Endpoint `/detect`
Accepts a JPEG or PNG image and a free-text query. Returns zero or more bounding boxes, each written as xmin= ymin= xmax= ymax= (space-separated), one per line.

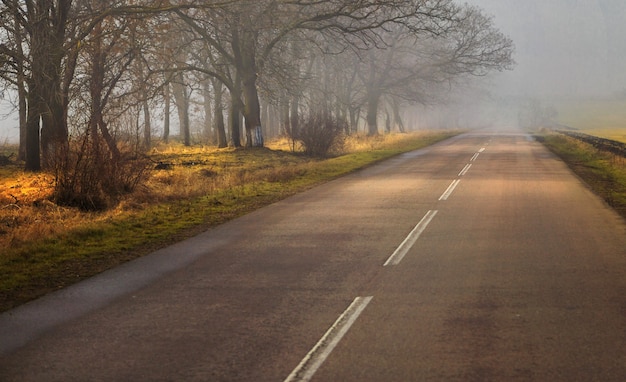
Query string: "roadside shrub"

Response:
xmin=292 ymin=112 xmax=346 ymax=157
xmin=52 ymin=135 xmax=151 ymax=211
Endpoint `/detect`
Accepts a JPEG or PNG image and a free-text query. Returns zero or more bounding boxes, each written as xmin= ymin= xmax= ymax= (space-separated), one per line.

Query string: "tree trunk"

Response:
xmin=24 ymin=80 xmax=42 ymax=172
xmin=290 ymin=96 xmax=300 ymax=137
xmin=38 ymin=4 xmax=70 ymax=169
xmin=366 ymin=91 xmax=381 ymax=136
xmin=229 ymin=72 xmax=242 ymax=148
xmin=172 ymin=73 xmax=191 ymax=146
xmin=202 ymin=80 xmax=213 ymax=144
xmin=163 ymin=83 xmax=170 ymax=143
xmin=385 ymin=109 xmax=391 ymax=134
xmin=89 ymin=24 xmax=120 ymax=161
xmin=40 ymin=94 xmax=68 ymax=168
xmin=24 ymin=17 xmax=47 ymax=172
xmin=391 ymin=99 xmax=406 ymax=133
xmin=137 ymin=57 xmax=151 ymax=150
xmin=261 ymin=98 xmax=270 ymax=138
xmin=212 ymin=79 xmax=227 ymax=148
xmin=17 ymin=78 xmax=27 ymax=162
xmin=239 ymin=30 xmax=263 ymax=148
xmin=14 ymin=13 xmax=27 ymax=161
xmin=349 ymin=107 xmax=360 ymax=134
xmin=229 ymin=96 xmax=242 ymax=148
xmin=142 ymin=99 xmax=151 ymax=149
xmin=242 ymin=71 xmax=263 ymax=147
xmin=280 ymin=93 xmax=290 ymax=137
xmin=181 ymin=101 xmax=191 ymax=146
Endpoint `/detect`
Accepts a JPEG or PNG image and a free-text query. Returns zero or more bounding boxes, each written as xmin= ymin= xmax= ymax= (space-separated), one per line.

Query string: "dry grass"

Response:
xmin=1 ymin=134 xmax=426 ymax=252
xmin=0 ymin=171 xmax=72 ymax=248
xmin=0 ymin=142 xmax=311 ymax=247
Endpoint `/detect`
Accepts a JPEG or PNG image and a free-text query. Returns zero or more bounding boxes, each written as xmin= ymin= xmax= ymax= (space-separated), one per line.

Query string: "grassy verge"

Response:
xmin=538 ymin=132 xmax=626 ymax=219
xmin=0 ymin=131 xmax=457 ymax=312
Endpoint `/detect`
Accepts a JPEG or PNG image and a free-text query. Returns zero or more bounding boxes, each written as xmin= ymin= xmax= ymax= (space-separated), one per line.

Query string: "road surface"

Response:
xmin=1 ymin=128 xmax=625 ymax=381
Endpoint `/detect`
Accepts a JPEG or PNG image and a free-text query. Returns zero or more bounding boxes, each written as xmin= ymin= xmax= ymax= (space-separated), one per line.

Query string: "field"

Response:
xmin=0 ymin=132 xmax=458 ymax=312
xmin=555 ymin=98 xmax=626 ymax=143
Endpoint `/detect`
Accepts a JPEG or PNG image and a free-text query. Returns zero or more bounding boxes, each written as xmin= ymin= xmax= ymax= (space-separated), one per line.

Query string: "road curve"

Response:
xmin=1 ymin=128 xmax=625 ymax=381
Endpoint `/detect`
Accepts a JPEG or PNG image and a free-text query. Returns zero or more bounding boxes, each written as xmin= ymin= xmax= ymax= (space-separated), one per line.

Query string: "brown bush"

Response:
xmin=52 ymin=136 xmax=151 ymax=211
xmin=291 ymin=112 xmax=346 ymax=157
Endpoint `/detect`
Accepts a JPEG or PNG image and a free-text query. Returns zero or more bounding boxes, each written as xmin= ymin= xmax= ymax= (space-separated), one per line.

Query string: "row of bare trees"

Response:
xmin=0 ymin=0 xmax=514 ymax=172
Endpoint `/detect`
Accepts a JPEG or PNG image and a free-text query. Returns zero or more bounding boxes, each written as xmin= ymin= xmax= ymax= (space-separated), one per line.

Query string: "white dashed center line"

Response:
xmin=458 ymin=164 xmax=472 ymax=176
xmin=439 ymin=179 xmax=461 ymax=201
xmin=284 ymin=296 xmax=374 ymax=382
xmin=384 ymin=210 xmax=438 ymax=266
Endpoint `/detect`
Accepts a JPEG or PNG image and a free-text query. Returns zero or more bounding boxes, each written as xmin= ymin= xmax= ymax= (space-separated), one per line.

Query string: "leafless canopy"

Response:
xmin=0 ymin=0 xmax=514 ymax=170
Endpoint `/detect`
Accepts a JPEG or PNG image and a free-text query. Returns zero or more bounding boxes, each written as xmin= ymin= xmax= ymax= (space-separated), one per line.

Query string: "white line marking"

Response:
xmin=383 ymin=210 xmax=438 ymax=266
xmin=478 ymin=147 xmax=486 ymax=153
xmin=470 ymin=153 xmax=480 ymax=162
xmin=284 ymin=296 xmax=373 ymax=382
xmin=458 ymin=163 xmax=472 ymax=176
xmin=439 ymin=179 xmax=461 ymax=201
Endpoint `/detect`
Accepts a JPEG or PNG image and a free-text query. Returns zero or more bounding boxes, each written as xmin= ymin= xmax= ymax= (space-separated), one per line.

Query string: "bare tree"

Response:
xmin=2 ymin=0 xmax=76 ymax=171
xmin=0 ymin=0 xmax=207 ymax=170
xmin=0 ymin=0 xmax=514 ymax=172
xmin=351 ymin=3 xmax=514 ymax=135
xmin=173 ymin=0 xmax=466 ymax=146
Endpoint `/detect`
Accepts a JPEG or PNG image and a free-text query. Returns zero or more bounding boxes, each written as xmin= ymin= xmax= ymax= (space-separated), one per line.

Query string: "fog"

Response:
xmin=467 ymin=0 xmax=626 ymax=99
xmin=0 ymin=101 xmax=18 ymax=143
xmin=417 ymin=0 xmax=626 ymax=131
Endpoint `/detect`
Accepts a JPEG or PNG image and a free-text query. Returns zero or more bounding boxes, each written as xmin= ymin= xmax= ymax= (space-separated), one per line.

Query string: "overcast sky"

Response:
xmin=466 ymin=0 xmax=626 ymax=99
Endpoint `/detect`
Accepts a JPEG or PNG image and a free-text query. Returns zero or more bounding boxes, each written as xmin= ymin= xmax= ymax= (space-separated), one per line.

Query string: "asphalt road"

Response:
xmin=1 ymin=128 xmax=625 ymax=381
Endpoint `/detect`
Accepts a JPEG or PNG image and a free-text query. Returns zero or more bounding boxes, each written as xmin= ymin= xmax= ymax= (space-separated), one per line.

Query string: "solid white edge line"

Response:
xmin=458 ymin=163 xmax=472 ymax=176
xmin=383 ymin=210 xmax=438 ymax=266
xmin=284 ymin=296 xmax=374 ymax=382
xmin=439 ymin=179 xmax=461 ymax=201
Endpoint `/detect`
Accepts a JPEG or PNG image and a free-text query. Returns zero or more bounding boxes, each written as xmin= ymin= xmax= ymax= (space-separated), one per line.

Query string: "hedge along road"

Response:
xmin=1 ymin=127 xmax=626 ymax=381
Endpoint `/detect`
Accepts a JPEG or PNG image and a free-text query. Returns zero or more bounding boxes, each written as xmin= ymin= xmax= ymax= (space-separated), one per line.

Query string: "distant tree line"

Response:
xmin=0 ymin=0 xmax=514 ymax=173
